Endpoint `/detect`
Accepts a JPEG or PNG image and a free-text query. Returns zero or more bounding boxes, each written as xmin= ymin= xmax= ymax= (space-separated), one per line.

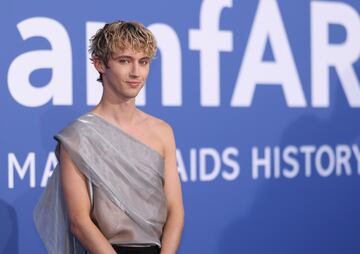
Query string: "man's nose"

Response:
xmin=130 ymin=62 xmax=140 ymax=77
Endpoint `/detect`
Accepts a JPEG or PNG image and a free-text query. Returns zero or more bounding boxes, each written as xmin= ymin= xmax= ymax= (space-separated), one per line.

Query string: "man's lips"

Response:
xmin=126 ymin=81 xmax=141 ymax=87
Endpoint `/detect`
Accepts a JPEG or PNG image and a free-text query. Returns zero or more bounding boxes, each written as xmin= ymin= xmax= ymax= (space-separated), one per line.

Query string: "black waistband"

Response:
xmin=111 ymin=244 xmax=160 ymax=254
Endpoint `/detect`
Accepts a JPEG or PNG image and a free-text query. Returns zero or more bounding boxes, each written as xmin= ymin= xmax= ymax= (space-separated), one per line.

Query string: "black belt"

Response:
xmin=111 ymin=244 xmax=160 ymax=254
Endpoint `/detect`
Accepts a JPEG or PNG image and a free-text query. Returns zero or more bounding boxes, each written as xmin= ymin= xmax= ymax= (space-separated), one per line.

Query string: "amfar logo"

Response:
xmin=5 ymin=0 xmax=360 ymax=108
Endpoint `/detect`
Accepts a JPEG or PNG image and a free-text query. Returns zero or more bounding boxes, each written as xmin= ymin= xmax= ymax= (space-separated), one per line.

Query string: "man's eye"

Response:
xmin=119 ymin=59 xmax=130 ymax=64
xmin=140 ymin=60 xmax=149 ymax=65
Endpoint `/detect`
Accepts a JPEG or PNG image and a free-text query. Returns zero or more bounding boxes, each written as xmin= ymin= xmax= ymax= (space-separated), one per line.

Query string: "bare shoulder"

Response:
xmin=144 ymin=113 xmax=173 ymax=137
xmin=139 ymin=111 xmax=175 ymax=145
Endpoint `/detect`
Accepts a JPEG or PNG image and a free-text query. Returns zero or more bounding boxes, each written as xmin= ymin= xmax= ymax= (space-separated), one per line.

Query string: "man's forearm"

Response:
xmin=160 ymin=209 xmax=184 ymax=254
xmin=70 ymin=218 xmax=117 ymax=254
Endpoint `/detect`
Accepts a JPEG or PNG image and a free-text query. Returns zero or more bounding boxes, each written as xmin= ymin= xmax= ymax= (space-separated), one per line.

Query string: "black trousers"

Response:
xmin=111 ymin=244 xmax=160 ymax=254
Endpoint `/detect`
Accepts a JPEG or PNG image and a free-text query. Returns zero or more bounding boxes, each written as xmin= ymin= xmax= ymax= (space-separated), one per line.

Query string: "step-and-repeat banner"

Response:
xmin=0 ymin=0 xmax=359 ymax=253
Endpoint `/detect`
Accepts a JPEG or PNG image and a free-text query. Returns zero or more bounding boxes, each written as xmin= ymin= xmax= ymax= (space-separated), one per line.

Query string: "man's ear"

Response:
xmin=93 ymin=58 xmax=106 ymax=74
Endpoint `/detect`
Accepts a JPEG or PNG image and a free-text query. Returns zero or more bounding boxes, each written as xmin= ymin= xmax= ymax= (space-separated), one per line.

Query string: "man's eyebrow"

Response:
xmin=113 ymin=55 xmax=150 ymax=60
xmin=114 ymin=55 xmax=132 ymax=59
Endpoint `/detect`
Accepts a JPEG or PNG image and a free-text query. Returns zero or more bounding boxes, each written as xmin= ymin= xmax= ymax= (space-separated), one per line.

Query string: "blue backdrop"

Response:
xmin=0 ymin=0 xmax=359 ymax=253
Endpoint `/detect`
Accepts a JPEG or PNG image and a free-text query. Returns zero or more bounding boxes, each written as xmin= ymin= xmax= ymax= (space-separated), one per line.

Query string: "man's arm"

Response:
xmin=159 ymin=124 xmax=185 ymax=254
xmin=60 ymin=145 xmax=117 ymax=254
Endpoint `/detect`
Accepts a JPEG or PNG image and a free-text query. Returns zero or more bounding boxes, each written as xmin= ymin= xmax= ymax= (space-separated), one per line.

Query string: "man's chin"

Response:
xmin=123 ymin=91 xmax=141 ymax=100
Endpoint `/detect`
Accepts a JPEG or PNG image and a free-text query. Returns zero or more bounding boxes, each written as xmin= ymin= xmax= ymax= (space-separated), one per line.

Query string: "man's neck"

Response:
xmin=93 ymin=97 xmax=140 ymax=127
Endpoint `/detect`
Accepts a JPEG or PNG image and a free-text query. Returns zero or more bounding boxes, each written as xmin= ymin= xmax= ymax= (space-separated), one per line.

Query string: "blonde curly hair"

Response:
xmin=89 ymin=20 xmax=157 ymax=82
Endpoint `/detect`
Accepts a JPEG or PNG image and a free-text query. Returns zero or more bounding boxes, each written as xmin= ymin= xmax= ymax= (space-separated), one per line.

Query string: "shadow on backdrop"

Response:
xmin=0 ymin=199 xmax=19 ymax=254
xmin=219 ymin=75 xmax=360 ymax=253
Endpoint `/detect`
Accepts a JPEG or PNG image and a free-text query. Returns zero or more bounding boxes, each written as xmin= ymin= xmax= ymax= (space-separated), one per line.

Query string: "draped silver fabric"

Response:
xmin=33 ymin=113 xmax=167 ymax=254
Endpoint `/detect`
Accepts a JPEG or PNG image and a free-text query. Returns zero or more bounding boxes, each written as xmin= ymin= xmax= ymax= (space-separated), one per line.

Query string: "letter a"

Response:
xmin=8 ymin=17 xmax=72 ymax=107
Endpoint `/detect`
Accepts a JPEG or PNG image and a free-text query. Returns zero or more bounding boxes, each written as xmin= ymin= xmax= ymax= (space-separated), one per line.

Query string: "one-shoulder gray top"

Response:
xmin=33 ymin=112 xmax=167 ymax=254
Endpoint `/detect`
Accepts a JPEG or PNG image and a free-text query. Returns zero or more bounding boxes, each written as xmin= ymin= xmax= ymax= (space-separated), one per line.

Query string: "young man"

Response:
xmin=34 ymin=20 xmax=184 ymax=254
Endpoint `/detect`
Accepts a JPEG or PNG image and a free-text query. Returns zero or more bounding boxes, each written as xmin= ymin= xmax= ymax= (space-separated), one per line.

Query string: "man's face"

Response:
xmin=100 ymin=47 xmax=151 ymax=100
